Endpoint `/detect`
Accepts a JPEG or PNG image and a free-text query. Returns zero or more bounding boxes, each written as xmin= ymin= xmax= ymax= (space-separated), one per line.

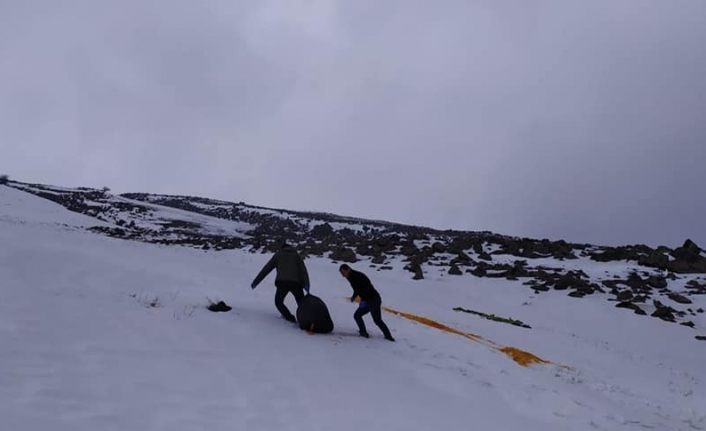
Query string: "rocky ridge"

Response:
xmin=6 ymin=180 xmax=706 ymax=329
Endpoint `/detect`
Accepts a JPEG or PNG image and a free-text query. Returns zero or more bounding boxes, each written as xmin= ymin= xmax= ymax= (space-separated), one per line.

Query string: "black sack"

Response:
xmin=207 ymin=300 xmax=232 ymax=312
xmin=296 ymin=294 xmax=334 ymax=334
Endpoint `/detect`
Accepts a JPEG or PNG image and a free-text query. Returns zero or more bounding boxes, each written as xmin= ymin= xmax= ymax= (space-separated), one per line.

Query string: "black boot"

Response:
xmin=359 ymin=330 xmax=370 ymax=338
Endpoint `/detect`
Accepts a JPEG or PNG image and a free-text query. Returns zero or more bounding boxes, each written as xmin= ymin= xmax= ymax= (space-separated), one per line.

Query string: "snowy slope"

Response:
xmin=1 ymin=184 xmax=705 ymax=431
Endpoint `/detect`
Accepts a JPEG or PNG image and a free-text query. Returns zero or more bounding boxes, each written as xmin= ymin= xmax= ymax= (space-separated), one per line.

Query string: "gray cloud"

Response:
xmin=2 ymin=0 xmax=705 ymax=246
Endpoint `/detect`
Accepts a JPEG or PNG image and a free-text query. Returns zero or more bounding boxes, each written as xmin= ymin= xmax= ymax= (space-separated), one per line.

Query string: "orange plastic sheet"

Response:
xmin=382 ymin=305 xmax=561 ymax=368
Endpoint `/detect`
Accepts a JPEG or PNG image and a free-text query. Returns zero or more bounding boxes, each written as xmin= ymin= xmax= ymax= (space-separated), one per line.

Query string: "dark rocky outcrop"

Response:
xmin=448 ymin=265 xmax=463 ymax=275
xmin=329 ymin=247 xmax=358 ymax=263
xmin=667 ymin=292 xmax=692 ymax=305
xmin=651 ymin=300 xmax=677 ymax=322
xmin=616 ymin=301 xmax=646 ymax=315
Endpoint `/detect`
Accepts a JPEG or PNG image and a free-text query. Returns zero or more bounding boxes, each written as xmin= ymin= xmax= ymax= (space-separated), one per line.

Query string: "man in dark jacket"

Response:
xmin=339 ymin=264 xmax=395 ymax=341
xmin=296 ymin=294 xmax=334 ymax=334
xmin=251 ymin=243 xmax=310 ymax=322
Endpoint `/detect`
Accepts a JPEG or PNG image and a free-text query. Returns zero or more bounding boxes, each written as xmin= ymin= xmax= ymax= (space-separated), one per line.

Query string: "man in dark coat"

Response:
xmin=251 ymin=243 xmax=310 ymax=322
xmin=296 ymin=294 xmax=334 ymax=334
xmin=339 ymin=264 xmax=395 ymax=341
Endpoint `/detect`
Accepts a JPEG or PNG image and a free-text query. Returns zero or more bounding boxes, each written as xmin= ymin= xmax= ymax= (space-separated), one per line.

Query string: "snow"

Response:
xmin=0 ymin=185 xmax=105 ymax=229
xmin=115 ymin=196 xmax=253 ymax=237
xmin=2 ymin=184 xmax=705 ymax=431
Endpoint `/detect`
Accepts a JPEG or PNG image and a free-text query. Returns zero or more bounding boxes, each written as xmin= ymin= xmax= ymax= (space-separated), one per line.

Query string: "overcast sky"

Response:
xmin=1 ymin=1 xmax=705 ymax=247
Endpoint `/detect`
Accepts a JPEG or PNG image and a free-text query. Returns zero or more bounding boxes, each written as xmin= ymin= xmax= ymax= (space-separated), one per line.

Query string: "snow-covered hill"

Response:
xmin=1 ymin=182 xmax=705 ymax=430
xmin=7 ymin=179 xmax=706 ymax=329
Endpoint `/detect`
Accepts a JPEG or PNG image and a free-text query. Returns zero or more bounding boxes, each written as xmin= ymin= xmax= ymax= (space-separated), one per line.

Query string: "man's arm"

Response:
xmin=251 ymin=255 xmax=276 ymax=289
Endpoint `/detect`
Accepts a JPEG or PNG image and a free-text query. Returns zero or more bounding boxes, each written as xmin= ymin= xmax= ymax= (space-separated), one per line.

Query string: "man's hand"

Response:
xmin=350 ymin=295 xmax=356 ymax=303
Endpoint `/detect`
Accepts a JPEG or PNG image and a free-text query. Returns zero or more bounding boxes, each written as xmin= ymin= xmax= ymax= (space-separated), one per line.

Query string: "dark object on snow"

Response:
xmin=651 ymin=300 xmax=676 ymax=322
xmin=696 ymin=336 xmax=706 ymax=341
xmin=448 ymin=264 xmax=463 ymax=275
xmin=615 ymin=301 xmax=647 ymax=315
xmin=453 ymin=307 xmax=532 ymax=328
xmin=667 ymin=292 xmax=692 ymax=304
xmin=208 ymin=301 xmax=232 ymax=312
xmin=296 ymin=294 xmax=334 ymax=333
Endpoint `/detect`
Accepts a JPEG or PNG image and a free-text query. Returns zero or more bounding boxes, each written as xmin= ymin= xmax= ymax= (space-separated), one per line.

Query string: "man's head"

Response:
xmin=339 ymin=264 xmax=352 ymax=278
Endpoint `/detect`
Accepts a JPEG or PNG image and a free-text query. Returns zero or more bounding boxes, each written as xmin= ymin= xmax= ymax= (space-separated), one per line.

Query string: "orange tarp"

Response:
xmin=382 ymin=305 xmax=558 ymax=368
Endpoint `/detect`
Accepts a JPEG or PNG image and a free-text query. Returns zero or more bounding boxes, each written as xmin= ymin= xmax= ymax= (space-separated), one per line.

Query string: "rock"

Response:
xmin=666 ymin=239 xmax=706 ymax=273
xmin=616 ymin=302 xmax=646 ymax=315
xmin=404 ymin=262 xmax=424 ymax=280
xmin=685 ymin=279 xmax=706 ymax=294
xmin=667 ymin=292 xmax=692 ymax=304
xmin=550 ymin=240 xmax=578 ymax=260
xmin=616 ymin=290 xmax=633 ymax=301
xmin=371 ymin=255 xmax=386 ymax=265
xmin=448 ymin=265 xmax=463 ymax=275
xmin=532 ymin=284 xmax=550 ymax=292
xmin=591 ymin=247 xmax=636 ymax=262
xmin=696 ymin=336 xmax=706 ymax=341
xmin=626 ymin=272 xmax=646 ymax=290
xmin=646 ymin=275 xmax=668 ymax=289
xmin=651 ymin=300 xmax=676 ymax=322
xmin=639 ymin=252 xmax=670 ymax=269
xmin=651 ymin=307 xmax=676 ymax=322
xmin=400 ymin=243 xmax=420 ymax=257
xmin=554 ymin=271 xmax=589 ymax=291
xmin=505 ymin=260 xmax=530 ymax=279
xmin=451 ymin=251 xmax=473 ymax=266
xmin=431 ymin=242 xmax=446 ymax=254
xmin=568 ymin=291 xmax=586 ymax=298
xmin=672 ymin=239 xmax=703 ymax=262
xmin=329 ymin=247 xmax=358 ymax=263
xmin=632 ymin=295 xmax=649 ymax=303
xmin=680 ymin=321 xmax=695 ymax=328
xmin=470 ymin=262 xmax=488 ymax=277
xmin=478 ymin=251 xmax=493 ymax=261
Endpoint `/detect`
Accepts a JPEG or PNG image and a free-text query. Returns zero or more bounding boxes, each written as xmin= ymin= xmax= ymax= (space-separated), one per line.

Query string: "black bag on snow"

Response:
xmin=296 ymin=294 xmax=334 ymax=334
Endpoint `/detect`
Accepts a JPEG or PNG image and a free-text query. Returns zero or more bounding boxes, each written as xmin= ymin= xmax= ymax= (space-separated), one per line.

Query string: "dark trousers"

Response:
xmin=354 ymin=298 xmax=392 ymax=339
xmin=274 ymin=281 xmax=305 ymax=321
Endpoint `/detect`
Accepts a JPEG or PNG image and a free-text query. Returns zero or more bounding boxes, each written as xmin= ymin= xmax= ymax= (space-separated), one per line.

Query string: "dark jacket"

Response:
xmin=296 ymin=294 xmax=334 ymax=333
xmin=252 ymin=247 xmax=310 ymax=290
xmin=346 ymin=269 xmax=381 ymax=303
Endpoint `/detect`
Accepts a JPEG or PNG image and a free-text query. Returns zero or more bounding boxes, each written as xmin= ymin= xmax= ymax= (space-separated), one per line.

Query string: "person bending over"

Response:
xmin=339 ymin=264 xmax=395 ymax=341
